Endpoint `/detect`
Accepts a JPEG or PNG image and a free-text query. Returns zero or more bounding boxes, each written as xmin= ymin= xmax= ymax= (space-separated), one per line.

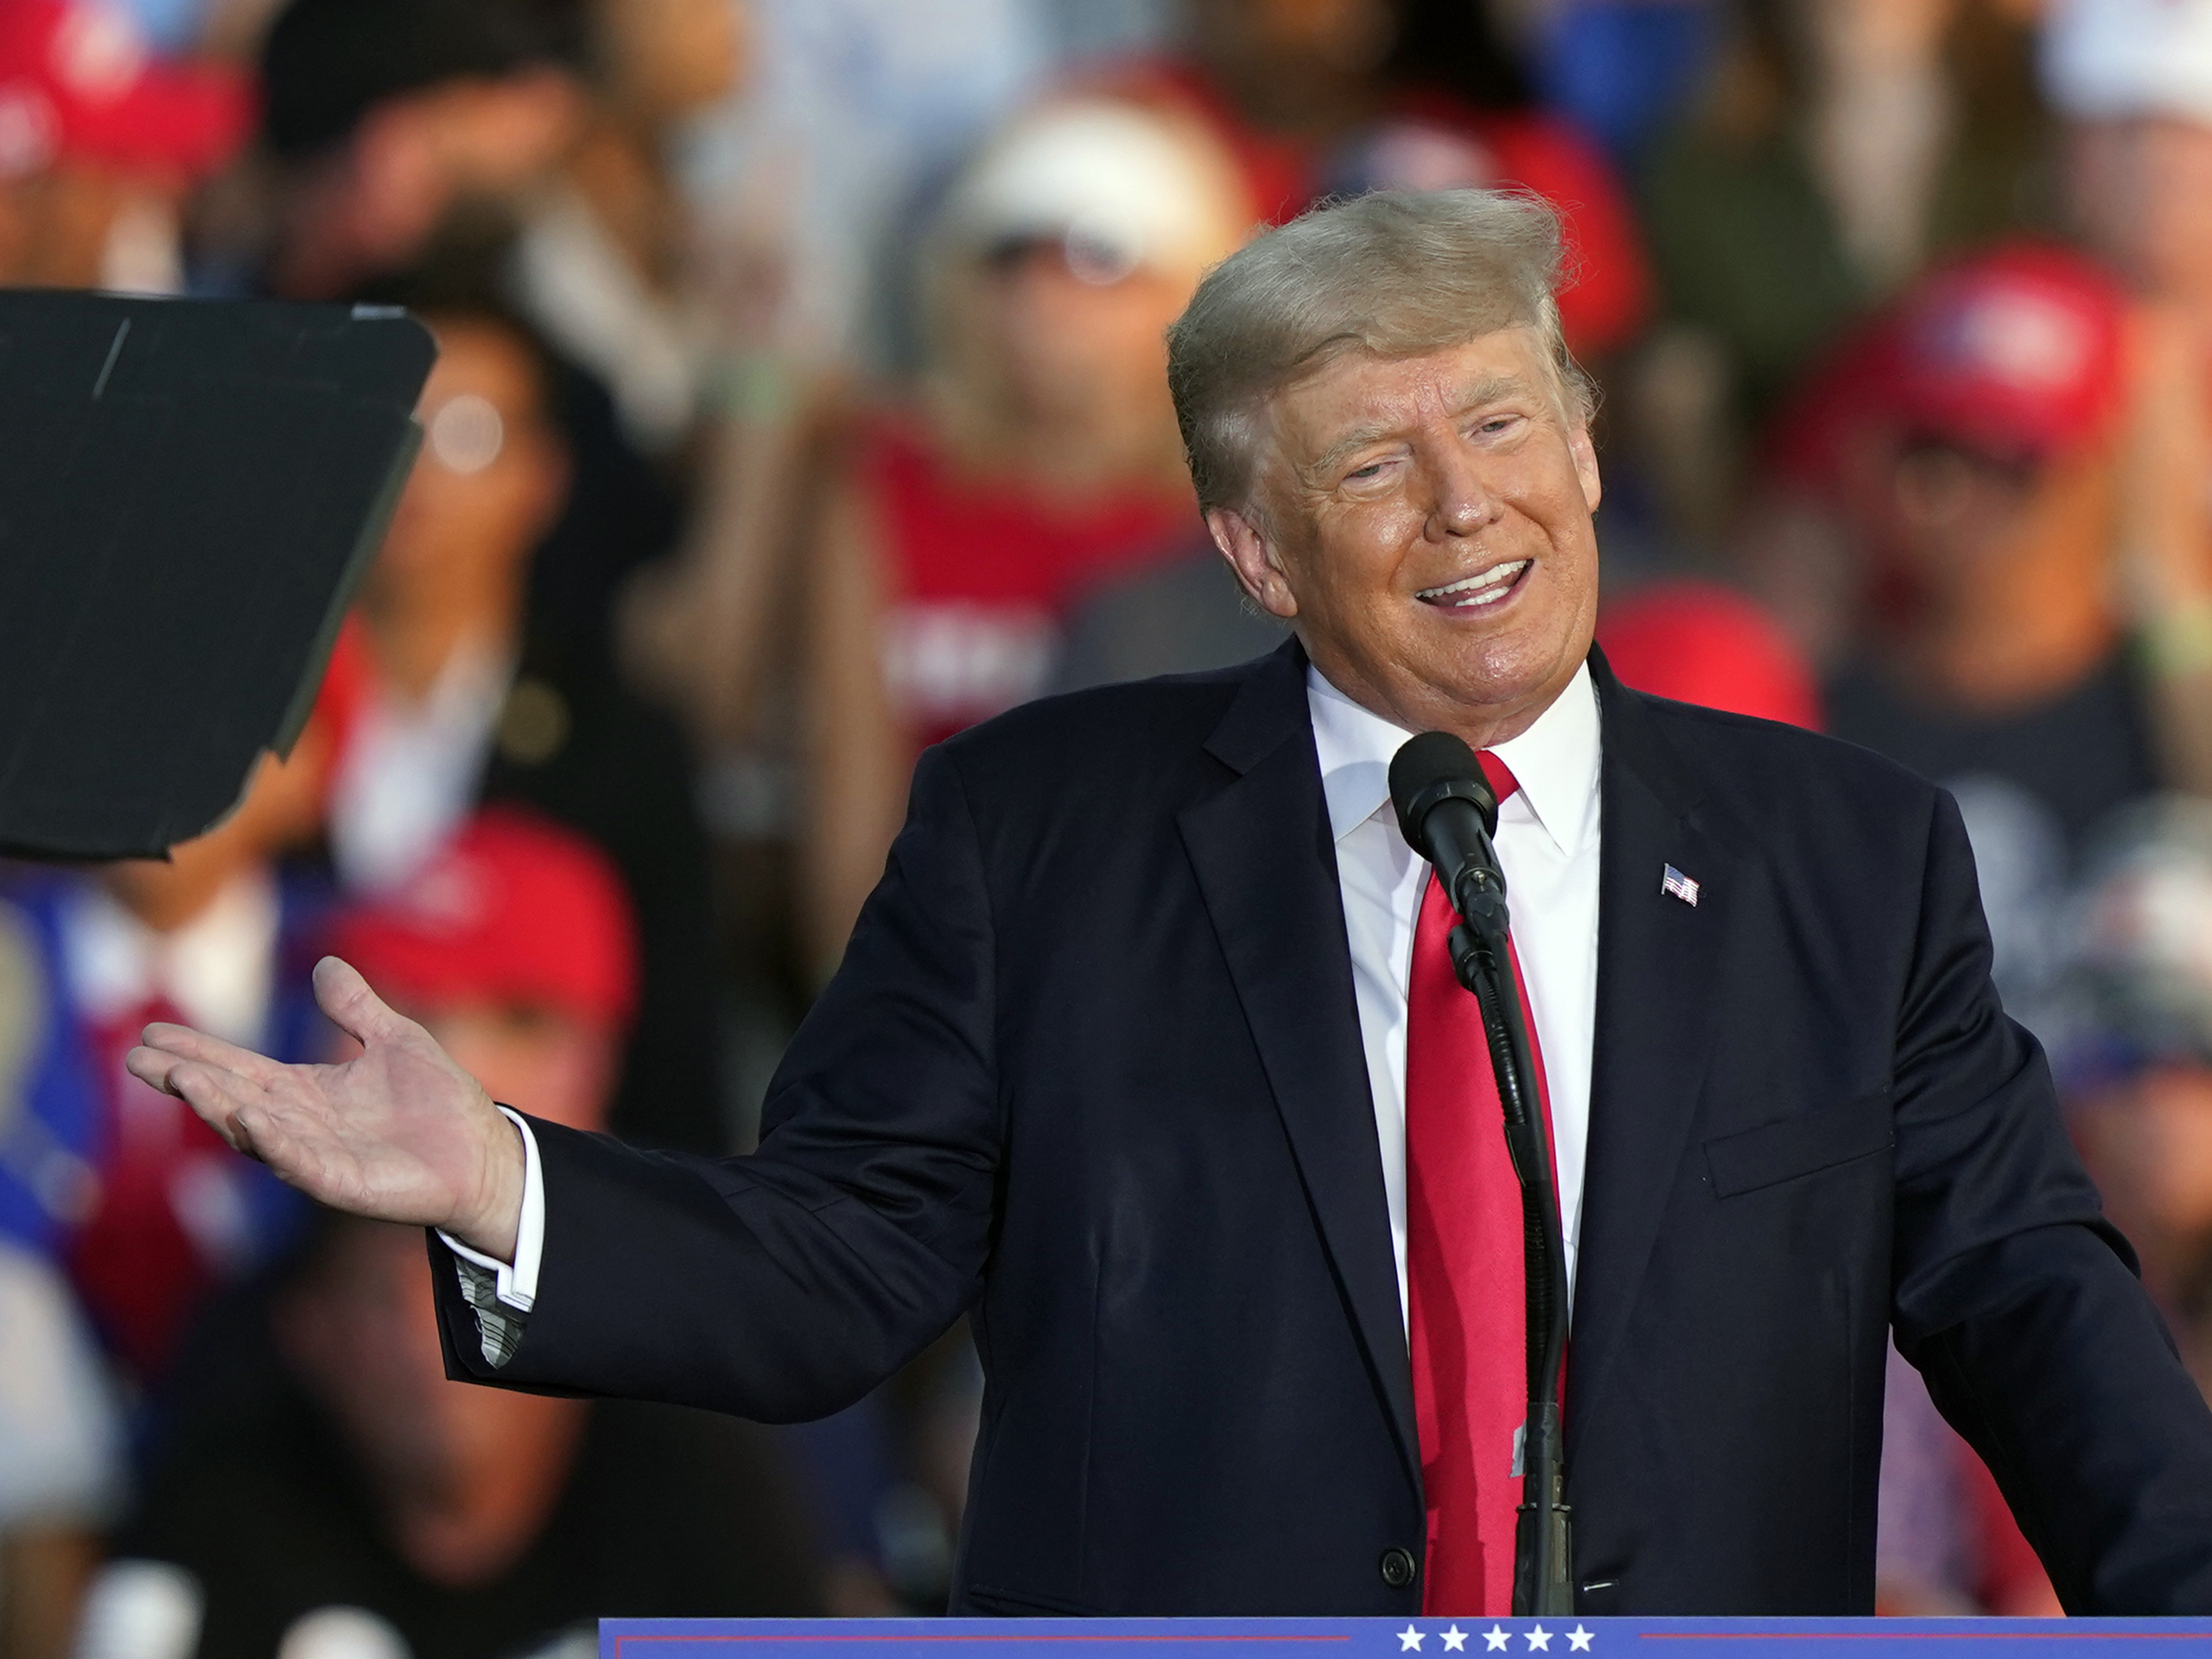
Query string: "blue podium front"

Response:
xmin=599 ymin=1618 xmax=2212 ymax=1659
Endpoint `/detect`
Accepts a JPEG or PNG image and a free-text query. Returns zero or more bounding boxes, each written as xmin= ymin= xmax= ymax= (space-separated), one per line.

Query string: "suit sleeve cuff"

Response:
xmin=435 ymin=1106 xmax=543 ymax=1312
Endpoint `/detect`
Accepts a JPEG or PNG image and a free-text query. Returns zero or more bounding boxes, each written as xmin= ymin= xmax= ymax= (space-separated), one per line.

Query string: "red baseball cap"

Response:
xmin=327 ymin=808 xmax=639 ymax=1032
xmin=1760 ymin=240 xmax=2123 ymax=513
xmin=1765 ymin=242 xmax=2126 ymax=504
xmin=1597 ymin=581 xmax=1823 ymax=731
xmin=0 ymin=0 xmax=252 ymax=182
xmin=1886 ymin=243 xmax=2126 ymax=463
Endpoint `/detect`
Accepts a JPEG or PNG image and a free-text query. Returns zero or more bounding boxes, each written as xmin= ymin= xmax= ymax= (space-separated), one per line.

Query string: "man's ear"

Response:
xmin=1570 ymin=421 xmax=1603 ymax=516
xmin=1206 ymin=507 xmax=1299 ymax=621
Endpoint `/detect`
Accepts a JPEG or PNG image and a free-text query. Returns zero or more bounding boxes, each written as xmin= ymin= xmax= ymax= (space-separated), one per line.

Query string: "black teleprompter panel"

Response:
xmin=0 ymin=290 xmax=433 ymax=859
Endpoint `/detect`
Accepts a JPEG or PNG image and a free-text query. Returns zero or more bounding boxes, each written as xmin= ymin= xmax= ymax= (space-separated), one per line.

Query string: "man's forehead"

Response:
xmin=1269 ymin=330 xmax=1558 ymax=458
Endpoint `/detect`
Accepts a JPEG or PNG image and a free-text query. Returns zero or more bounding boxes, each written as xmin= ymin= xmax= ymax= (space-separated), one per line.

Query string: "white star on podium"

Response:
xmin=1525 ymin=1628 xmax=1552 ymax=1652
xmin=1441 ymin=1628 xmax=1468 ymax=1652
xmin=1483 ymin=1627 xmax=1510 ymax=1652
xmin=1567 ymin=1629 xmax=1593 ymax=1652
xmin=1398 ymin=1627 xmax=1426 ymax=1651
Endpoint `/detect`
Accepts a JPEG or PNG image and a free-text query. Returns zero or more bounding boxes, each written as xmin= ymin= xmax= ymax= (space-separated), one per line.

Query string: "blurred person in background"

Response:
xmin=510 ymin=0 xmax=750 ymax=462
xmin=0 ymin=0 xmax=250 ymax=292
xmin=1770 ymin=237 xmax=2212 ymax=1062
xmin=252 ymin=0 xmax=717 ymax=685
xmin=247 ymin=0 xmax=784 ymax=771
xmin=2043 ymin=0 xmax=2212 ymax=795
xmin=325 ymin=265 xmax=724 ymax=1154
xmin=1631 ymin=0 xmax=2051 ymax=544
xmin=1615 ymin=264 xmax=2174 ymax=1617
xmin=511 ymin=0 xmax=784 ymax=686
xmin=90 ymin=811 xmax=821 ymax=1659
xmin=795 ymin=96 xmax=1249 ymax=976
xmin=0 ymin=644 xmax=360 ymax=1402
xmin=1813 ymin=247 xmax=2190 ymax=874
xmin=251 ymin=0 xmax=585 ymax=301
xmin=1111 ymin=0 xmax=1651 ymax=360
xmin=2064 ymin=796 xmax=2212 ymax=1392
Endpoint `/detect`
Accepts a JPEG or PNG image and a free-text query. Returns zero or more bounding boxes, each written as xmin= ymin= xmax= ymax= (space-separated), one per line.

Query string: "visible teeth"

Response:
xmin=1417 ymin=561 xmax=1528 ymax=605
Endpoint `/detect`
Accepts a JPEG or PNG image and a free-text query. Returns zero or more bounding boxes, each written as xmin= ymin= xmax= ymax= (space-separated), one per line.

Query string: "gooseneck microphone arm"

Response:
xmin=1389 ymin=731 xmax=1575 ymax=1618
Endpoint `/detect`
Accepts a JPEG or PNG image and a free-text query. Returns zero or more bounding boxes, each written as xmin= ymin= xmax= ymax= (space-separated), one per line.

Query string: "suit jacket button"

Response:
xmin=1380 ymin=1548 xmax=1418 ymax=1588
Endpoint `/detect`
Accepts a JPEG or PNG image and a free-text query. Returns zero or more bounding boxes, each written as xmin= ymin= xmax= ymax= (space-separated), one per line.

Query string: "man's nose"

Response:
xmin=1420 ymin=446 xmax=1501 ymax=541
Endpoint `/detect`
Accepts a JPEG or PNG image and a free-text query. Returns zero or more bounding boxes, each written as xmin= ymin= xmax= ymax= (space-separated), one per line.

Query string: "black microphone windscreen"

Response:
xmin=1389 ymin=731 xmax=1498 ymax=850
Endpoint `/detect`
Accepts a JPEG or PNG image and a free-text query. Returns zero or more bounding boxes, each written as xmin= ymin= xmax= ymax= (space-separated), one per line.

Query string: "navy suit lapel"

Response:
xmin=1177 ymin=642 xmax=1421 ymax=1495
xmin=1567 ymin=653 xmax=1743 ymax=1465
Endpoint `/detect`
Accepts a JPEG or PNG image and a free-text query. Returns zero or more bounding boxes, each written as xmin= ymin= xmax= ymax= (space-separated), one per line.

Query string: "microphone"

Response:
xmin=1387 ymin=727 xmax=1577 ymax=1616
xmin=1388 ymin=730 xmax=1509 ymax=944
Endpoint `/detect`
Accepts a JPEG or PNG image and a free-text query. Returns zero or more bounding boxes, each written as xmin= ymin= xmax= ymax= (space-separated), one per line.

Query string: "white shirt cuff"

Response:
xmin=435 ymin=1106 xmax=544 ymax=1312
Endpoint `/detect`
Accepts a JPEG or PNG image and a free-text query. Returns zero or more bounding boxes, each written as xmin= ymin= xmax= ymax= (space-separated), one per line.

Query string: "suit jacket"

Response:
xmin=433 ymin=640 xmax=2212 ymax=1615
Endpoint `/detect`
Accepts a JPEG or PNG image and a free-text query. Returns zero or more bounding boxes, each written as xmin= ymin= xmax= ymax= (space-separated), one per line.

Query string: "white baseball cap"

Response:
xmin=2043 ymin=0 xmax=2212 ymax=125
xmin=939 ymin=98 xmax=1251 ymax=281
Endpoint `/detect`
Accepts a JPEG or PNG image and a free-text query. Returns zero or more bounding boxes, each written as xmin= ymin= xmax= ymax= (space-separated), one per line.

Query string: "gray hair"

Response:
xmin=1165 ymin=188 xmax=1593 ymax=516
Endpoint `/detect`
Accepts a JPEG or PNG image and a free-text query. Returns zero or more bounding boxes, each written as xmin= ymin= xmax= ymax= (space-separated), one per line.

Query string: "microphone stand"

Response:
xmin=1441 ymin=846 xmax=1575 ymax=1617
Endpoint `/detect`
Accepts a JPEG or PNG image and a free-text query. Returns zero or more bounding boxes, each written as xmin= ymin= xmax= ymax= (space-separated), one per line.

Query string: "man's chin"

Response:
xmin=1395 ymin=631 xmax=1584 ymax=735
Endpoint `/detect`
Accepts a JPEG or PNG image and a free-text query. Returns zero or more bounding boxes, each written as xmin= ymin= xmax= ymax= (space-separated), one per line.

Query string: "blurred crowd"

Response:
xmin=4 ymin=0 xmax=2212 ymax=1648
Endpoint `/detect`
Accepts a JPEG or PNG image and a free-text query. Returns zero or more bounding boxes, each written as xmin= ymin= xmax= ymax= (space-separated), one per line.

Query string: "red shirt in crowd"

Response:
xmin=861 ymin=418 xmax=1196 ymax=751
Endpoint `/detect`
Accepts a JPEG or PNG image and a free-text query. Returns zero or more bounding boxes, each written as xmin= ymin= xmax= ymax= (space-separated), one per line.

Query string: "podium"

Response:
xmin=599 ymin=1618 xmax=2198 ymax=1659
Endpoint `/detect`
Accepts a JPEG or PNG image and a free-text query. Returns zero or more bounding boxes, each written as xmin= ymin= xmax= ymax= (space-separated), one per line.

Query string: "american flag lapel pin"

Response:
xmin=1661 ymin=864 xmax=1700 ymax=907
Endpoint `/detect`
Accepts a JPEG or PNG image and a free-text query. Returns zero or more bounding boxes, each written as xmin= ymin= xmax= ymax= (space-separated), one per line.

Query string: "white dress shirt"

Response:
xmin=1308 ymin=662 xmax=1603 ymax=1324
xmin=452 ymin=663 xmax=1607 ymax=1352
xmin=440 ymin=1106 xmax=545 ymax=1327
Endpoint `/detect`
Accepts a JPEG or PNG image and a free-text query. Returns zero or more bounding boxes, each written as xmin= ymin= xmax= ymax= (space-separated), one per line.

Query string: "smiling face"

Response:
xmin=1207 ymin=328 xmax=1602 ymax=746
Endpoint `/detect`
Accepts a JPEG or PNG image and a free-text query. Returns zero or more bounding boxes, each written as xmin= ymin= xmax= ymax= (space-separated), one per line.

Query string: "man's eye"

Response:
xmin=1345 ymin=461 xmax=1387 ymax=482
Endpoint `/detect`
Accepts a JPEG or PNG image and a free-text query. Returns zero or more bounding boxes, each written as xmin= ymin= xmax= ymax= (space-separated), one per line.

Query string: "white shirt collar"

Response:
xmin=1307 ymin=658 xmax=1602 ymax=855
xmin=63 ymin=869 xmax=279 ymax=1047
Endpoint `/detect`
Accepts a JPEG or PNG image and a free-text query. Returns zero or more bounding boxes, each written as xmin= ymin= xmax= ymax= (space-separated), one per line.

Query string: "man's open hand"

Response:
xmin=125 ymin=957 xmax=526 ymax=1261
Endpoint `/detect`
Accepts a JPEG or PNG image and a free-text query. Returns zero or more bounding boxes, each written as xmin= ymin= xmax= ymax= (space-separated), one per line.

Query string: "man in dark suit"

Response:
xmin=129 ymin=190 xmax=2212 ymax=1617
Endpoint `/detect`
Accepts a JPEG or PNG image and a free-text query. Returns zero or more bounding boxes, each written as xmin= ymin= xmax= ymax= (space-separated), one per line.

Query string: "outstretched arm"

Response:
xmin=125 ymin=745 xmax=1005 ymax=1425
xmin=126 ymin=957 xmax=529 ymax=1264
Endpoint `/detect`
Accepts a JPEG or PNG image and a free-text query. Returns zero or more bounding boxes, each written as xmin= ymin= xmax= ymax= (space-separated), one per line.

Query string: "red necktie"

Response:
xmin=1405 ymin=753 xmax=1554 ymax=1616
